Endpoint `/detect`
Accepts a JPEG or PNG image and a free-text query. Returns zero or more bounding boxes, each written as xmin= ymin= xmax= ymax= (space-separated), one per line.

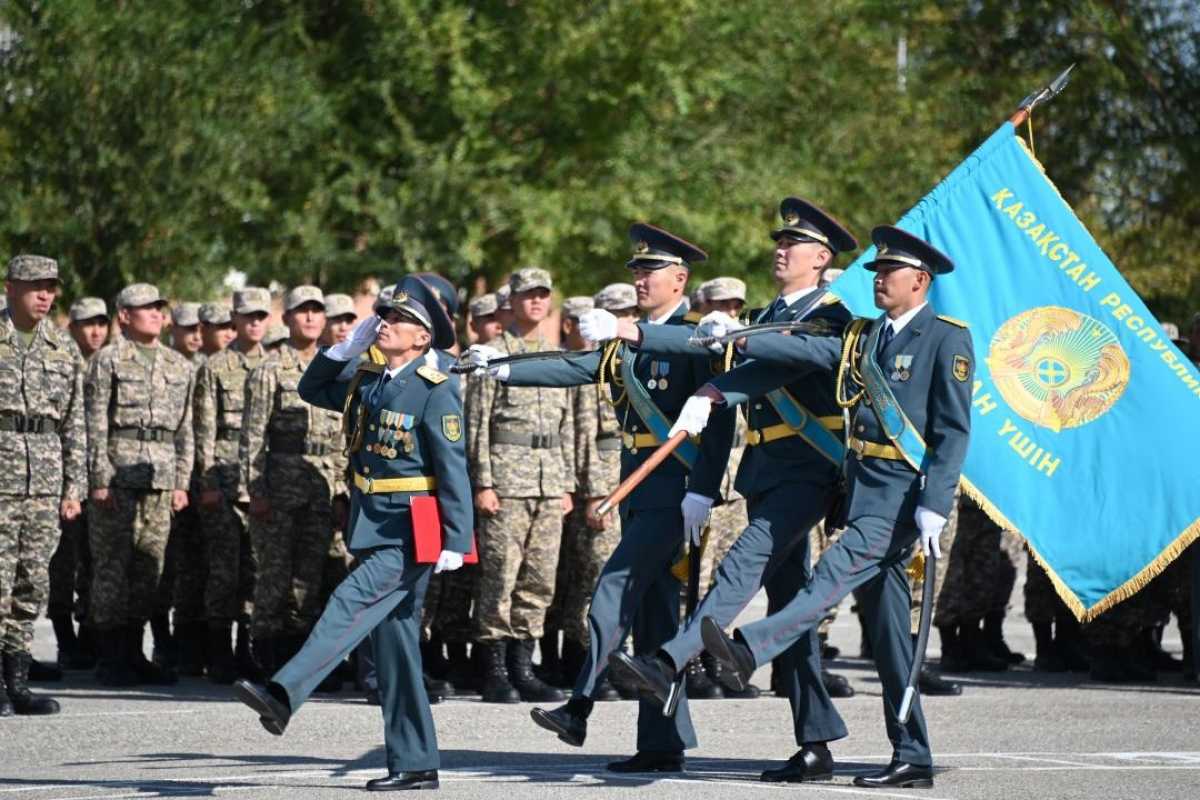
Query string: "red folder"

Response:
xmin=411 ymin=496 xmax=478 ymax=565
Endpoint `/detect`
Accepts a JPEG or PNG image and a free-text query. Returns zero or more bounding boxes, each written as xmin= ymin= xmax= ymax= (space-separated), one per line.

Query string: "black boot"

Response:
xmin=1089 ymin=645 xmax=1131 ymax=682
xmin=818 ymin=632 xmax=840 ymax=660
xmin=51 ymin=614 xmax=89 ymax=670
xmin=444 ymin=642 xmax=476 ymax=694
xmin=128 ymin=622 xmax=178 ymax=685
xmin=1183 ymin=627 xmax=1195 ymax=681
xmin=1032 ymin=622 xmax=1066 ymax=671
xmin=177 ymin=622 xmax=207 ymax=677
xmin=3 ymin=652 xmax=60 ymax=715
xmin=207 ymin=622 xmax=236 ymax=685
xmin=234 ymin=618 xmax=262 ymax=681
xmin=479 ymin=640 xmax=520 ymax=703
xmin=150 ymin=613 xmax=176 ymax=670
xmin=1123 ymin=639 xmax=1158 ymax=683
xmin=937 ymin=624 xmax=969 ymax=672
xmin=705 ymin=651 xmax=759 ymax=699
xmin=1055 ymin=613 xmax=1090 ymax=672
xmin=27 ymin=657 xmax=62 ymax=682
xmin=961 ymin=618 xmax=1008 ymax=671
xmin=1144 ymin=625 xmax=1183 ymax=671
xmin=75 ymin=624 xmax=99 ymax=668
xmin=607 ymin=657 xmax=643 ymax=700
xmin=0 ymin=662 xmax=12 ymax=716
xmin=536 ymin=632 xmax=566 ymax=688
xmin=507 ymin=639 xmax=565 ymax=702
xmin=252 ymin=636 xmax=278 ymax=677
xmin=684 ymin=657 xmax=723 ymax=699
xmin=821 ymin=669 xmax=855 ymax=698
xmin=95 ymin=627 xmax=139 ymax=687
xmin=984 ymin=612 xmax=1025 ymax=665
xmin=421 ymin=636 xmax=451 ymax=680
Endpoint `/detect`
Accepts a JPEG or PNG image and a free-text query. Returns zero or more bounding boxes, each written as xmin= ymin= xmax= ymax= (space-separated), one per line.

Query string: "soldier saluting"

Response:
xmin=234 ymin=279 xmax=472 ymax=792
xmin=696 ymin=226 xmax=974 ymax=789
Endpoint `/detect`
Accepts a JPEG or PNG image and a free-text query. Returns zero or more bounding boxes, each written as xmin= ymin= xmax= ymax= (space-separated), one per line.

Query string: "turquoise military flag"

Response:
xmin=831 ymin=122 xmax=1200 ymax=619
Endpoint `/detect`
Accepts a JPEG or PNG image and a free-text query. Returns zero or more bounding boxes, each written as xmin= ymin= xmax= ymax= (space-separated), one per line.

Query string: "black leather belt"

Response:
xmin=111 ymin=427 xmax=171 ymax=442
xmin=492 ymin=431 xmax=560 ymax=449
xmin=0 ymin=414 xmax=55 ymax=433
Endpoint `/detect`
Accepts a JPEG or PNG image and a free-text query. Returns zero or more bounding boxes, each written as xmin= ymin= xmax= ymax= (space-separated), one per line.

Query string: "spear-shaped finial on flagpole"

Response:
xmin=1010 ymin=64 xmax=1075 ymax=126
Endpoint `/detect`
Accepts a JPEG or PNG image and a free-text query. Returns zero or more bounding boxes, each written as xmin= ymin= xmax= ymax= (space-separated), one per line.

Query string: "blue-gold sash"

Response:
xmin=764 ymin=388 xmax=845 ymax=466
xmin=620 ymin=347 xmax=699 ymax=469
xmin=859 ymin=319 xmax=929 ymax=472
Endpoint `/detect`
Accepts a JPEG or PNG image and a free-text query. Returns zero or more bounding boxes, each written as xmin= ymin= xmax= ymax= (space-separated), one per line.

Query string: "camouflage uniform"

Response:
xmin=240 ymin=339 xmax=346 ymax=644
xmin=911 ymin=494 xmax=960 ymax=632
xmin=467 ymin=324 xmax=574 ymax=642
xmin=0 ymin=257 xmax=87 ymax=659
xmin=931 ymin=494 xmax=1022 ymax=628
xmin=86 ymin=286 xmax=195 ymax=632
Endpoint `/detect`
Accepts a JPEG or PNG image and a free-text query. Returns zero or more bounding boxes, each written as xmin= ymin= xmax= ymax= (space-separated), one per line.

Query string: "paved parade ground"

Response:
xmin=4 ymin=592 xmax=1198 ymax=800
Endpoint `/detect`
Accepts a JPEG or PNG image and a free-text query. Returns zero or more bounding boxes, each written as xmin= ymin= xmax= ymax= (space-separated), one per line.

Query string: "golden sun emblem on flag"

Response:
xmin=986 ymin=306 xmax=1131 ymax=432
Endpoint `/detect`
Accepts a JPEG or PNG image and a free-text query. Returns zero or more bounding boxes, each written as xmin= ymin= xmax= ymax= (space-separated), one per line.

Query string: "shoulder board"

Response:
xmin=937 ymin=314 xmax=969 ymax=329
xmin=683 ymin=310 xmax=703 ymax=324
xmin=819 ymin=293 xmax=844 ymax=306
xmin=355 ymin=360 xmax=385 ymax=375
xmin=367 ymin=345 xmax=386 ymax=365
xmin=416 ymin=364 xmax=448 ymax=385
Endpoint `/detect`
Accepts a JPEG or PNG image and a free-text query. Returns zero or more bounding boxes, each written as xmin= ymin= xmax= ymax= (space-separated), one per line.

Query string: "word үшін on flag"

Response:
xmin=831 ymin=122 xmax=1200 ymax=620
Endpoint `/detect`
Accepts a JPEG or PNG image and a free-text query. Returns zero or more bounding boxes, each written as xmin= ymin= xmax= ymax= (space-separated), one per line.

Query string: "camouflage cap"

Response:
xmin=233 ymin=286 xmax=271 ymax=315
xmin=117 ymin=283 xmax=166 ymax=309
xmin=561 ymin=296 xmax=594 ymax=320
xmin=69 ymin=296 xmax=108 ymax=322
xmin=593 ymin=282 xmax=638 ymax=311
xmin=5 ymin=254 xmax=59 ymax=282
xmin=689 ymin=287 xmax=707 ymax=308
xmin=703 ymin=276 xmax=746 ymax=303
xmin=263 ymin=323 xmax=289 ymax=346
xmin=199 ymin=303 xmax=232 ymax=325
xmin=495 ymin=284 xmax=512 ymax=309
xmin=509 ymin=267 xmax=553 ymax=293
xmin=284 ymin=285 xmax=324 ymax=312
xmin=171 ymin=302 xmax=202 ymax=327
xmin=323 ymin=293 xmax=356 ymax=320
xmin=469 ymin=293 xmax=499 ymax=318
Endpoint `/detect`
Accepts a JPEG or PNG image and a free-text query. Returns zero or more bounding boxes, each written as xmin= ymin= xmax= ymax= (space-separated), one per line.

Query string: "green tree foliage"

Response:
xmin=2 ymin=0 xmax=1197 ymax=319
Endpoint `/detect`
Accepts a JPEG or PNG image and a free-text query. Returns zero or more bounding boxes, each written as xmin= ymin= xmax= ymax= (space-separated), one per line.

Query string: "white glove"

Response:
xmin=579 ymin=308 xmax=618 ymax=342
xmin=487 ymin=363 xmax=511 ymax=382
xmin=433 ymin=550 xmax=465 ymax=574
xmin=669 ymin=395 xmax=713 ymax=438
xmin=914 ymin=505 xmax=946 ymax=559
xmin=466 ymin=343 xmax=504 ymax=370
xmin=695 ymin=311 xmax=743 ymax=353
xmin=326 ymin=316 xmax=380 ymax=361
xmin=680 ymin=492 xmax=714 ymax=547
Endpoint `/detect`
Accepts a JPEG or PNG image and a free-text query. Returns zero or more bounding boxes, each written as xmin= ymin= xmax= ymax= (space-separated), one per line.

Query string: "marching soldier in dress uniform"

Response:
xmin=465 ymin=268 xmax=574 ymax=704
xmin=86 ymin=283 xmax=195 ymax=687
xmin=193 ymin=288 xmax=271 ymax=683
xmin=468 ymin=224 xmax=735 ymax=773
xmin=47 ymin=297 xmax=110 ymax=671
xmin=0 ymin=255 xmax=86 ymax=715
xmin=606 ymin=200 xmax=857 ymax=781
xmin=699 ymin=226 xmax=973 ymax=789
xmin=240 ymin=286 xmax=347 ymax=674
xmin=235 ymin=279 xmax=472 ymax=791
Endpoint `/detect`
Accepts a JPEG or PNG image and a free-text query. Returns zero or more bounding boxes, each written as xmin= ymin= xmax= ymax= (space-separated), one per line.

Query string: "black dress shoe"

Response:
xmin=700 ymin=618 xmax=755 ymax=691
xmin=761 ymin=743 xmax=834 ymax=783
xmin=822 ymin=669 xmax=855 ymax=698
xmin=607 ymin=652 xmax=675 ymax=706
xmin=918 ymin=667 xmax=961 ymax=696
xmin=233 ymin=679 xmax=291 ymax=735
xmin=606 ymin=751 xmax=684 ymax=773
xmin=852 ymin=760 xmax=933 ymax=788
xmin=365 ymin=770 xmax=439 ymax=791
xmin=591 ymin=676 xmax=621 ymax=702
xmin=530 ymin=698 xmax=590 ymax=747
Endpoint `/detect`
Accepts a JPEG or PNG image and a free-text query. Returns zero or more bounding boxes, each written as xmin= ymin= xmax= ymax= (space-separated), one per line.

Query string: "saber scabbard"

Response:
xmin=595 ymin=430 xmax=689 ymax=517
xmin=898 ymin=551 xmax=937 ymax=724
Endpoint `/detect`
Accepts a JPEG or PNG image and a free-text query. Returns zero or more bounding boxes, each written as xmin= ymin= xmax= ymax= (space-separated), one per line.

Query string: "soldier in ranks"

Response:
xmin=465 ymin=267 xmax=574 ymax=705
xmin=86 ymin=283 xmax=194 ymax=687
xmin=47 ymin=297 xmax=110 ymax=671
xmin=467 ymin=292 xmax=502 ymax=345
xmin=200 ymin=304 xmax=237 ymax=357
xmin=604 ymin=200 xmax=857 ymax=781
xmin=698 ymin=226 xmax=974 ymax=789
xmin=235 ymin=280 xmax=471 ymax=792
xmin=321 ymin=293 xmax=358 ymax=347
xmin=193 ymin=288 xmax=271 ymax=683
xmin=468 ymin=224 xmax=736 ymax=774
xmin=263 ymin=324 xmax=288 ymax=352
xmin=0 ymin=255 xmax=86 ymax=715
xmin=494 ymin=285 xmax=514 ymax=331
xmin=239 ymin=287 xmax=347 ymax=675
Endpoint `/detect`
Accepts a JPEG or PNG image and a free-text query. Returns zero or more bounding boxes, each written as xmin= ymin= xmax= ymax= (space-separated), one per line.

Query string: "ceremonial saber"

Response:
xmin=594 ymin=430 xmax=689 ymax=517
xmin=898 ymin=551 xmax=937 ymax=724
xmin=450 ymin=349 xmax=580 ymax=374
xmin=664 ymin=527 xmax=703 ymax=717
xmin=689 ymin=319 xmax=828 ymax=349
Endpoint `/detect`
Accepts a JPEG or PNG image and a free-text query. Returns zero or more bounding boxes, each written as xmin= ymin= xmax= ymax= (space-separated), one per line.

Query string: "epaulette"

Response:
xmin=937 ymin=314 xmax=969 ymax=328
xmin=683 ymin=310 xmax=703 ymax=324
xmin=819 ymin=293 xmax=844 ymax=306
xmin=355 ymin=359 xmax=385 ymax=375
xmin=367 ymin=345 xmax=386 ymax=365
xmin=416 ymin=364 xmax=448 ymax=385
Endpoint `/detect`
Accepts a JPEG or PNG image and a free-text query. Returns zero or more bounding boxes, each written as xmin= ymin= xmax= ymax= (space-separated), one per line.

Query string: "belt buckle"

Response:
xmin=850 ymin=438 xmax=865 ymax=461
xmin=747 ymin=430 xmax=762 ymax=446
xmin=363 ymin=476 xmax=374 ymax=494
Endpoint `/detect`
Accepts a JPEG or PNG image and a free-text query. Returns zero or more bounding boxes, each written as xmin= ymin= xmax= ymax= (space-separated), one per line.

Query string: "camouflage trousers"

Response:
xmin=423 ymin=564 xmax=477 ymax=644
xmin=1023 ymin=548 xmax=1068 ymax=624
xmin=933 ymin=496 xmax=1023 ymax=628
xmin=1147 ymin=543 xmax=1194 ymax=633
xmin=550 ymin=501 xmax=622 ymax=647
xmin=0 ymin=495 xmax=60 ymax=654
xmin=1086 ymin=547 xmax=1196 ymax=648
xmin=200 ymin=497 xmax=256 ymax=621
xmin=248 ymin=499 xmax=334 ymax=639
xmin=47 ymin=505 xmax=92 ymax=622
xmin=698 ymin=497 xmax=748 ymax=594
xmin=159 ymin=502 xmax=208 ymax=624
xmin=88 ymin=488 xmax=173 ymax=629
xmin=474 ymin=497 xmax=563 ymax=642
xmin=911 ymin=494 xmax=959 ymax=633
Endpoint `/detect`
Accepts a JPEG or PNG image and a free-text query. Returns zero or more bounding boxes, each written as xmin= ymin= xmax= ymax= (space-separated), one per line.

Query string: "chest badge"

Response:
xmin=891 ymin=354 xmax=913 ymax=382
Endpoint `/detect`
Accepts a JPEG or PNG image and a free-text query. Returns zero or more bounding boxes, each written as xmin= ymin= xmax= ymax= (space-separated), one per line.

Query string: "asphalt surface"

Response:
xmin=4 ymin=589 xmax=1198 ymax=799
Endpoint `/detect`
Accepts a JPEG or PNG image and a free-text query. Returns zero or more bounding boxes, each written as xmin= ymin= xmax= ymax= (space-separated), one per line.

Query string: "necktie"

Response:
xmin=878 ymin=322 xmax=894 ymax=356
xmin=763 ymin=296 xmax=786 ymax=323
xmin=369 ymin=371 xmax=393 ymax=406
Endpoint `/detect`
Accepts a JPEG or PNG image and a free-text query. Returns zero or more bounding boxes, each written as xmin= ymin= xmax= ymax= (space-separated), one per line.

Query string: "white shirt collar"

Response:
xmin=885 ymin=302 xmax=928 ymax=335
xmin=778 ymin=285 xmax=820 ymax=309
xmin=647 ymin=299 xmax=685 ymax=325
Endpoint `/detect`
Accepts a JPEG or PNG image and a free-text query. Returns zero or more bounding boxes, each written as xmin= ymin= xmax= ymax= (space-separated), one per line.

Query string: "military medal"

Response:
xmin=658 ymin=361 xmax=669 ymax=392
xmin=894 ymin=354 xmax=913 ymax=382
xmin=647 ymin=361 xmax=658 ymax=390
xmin=399 ymin=414 xmax=416 ymax=454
